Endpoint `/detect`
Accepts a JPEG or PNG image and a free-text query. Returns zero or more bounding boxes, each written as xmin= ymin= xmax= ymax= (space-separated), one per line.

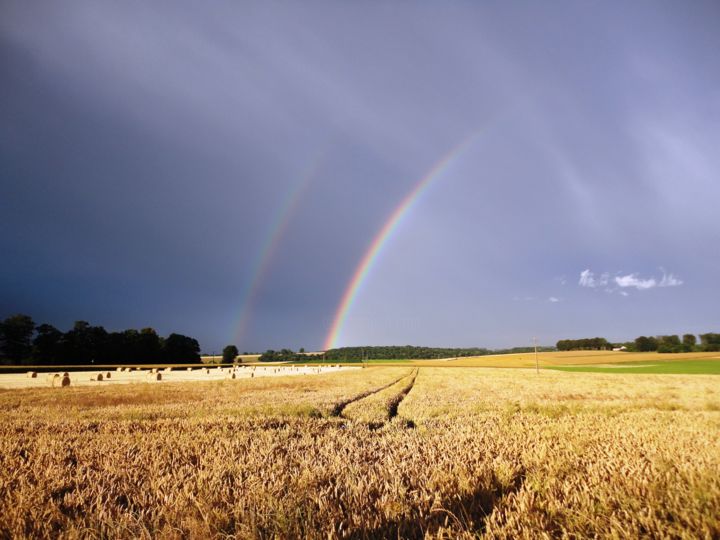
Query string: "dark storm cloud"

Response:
xmin=2 ymin=1 xmax=719 ymax=351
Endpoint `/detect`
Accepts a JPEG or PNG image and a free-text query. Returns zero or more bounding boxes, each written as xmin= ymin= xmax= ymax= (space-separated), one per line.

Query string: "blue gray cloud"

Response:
xmin=2 ymin=1 xmax=719 ymax=350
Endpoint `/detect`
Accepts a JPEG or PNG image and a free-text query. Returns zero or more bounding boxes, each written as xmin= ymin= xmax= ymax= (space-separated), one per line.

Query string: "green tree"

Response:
xmin=0 ymin=314 xmax=36 ymax=362
xmin=657 ymin=335 xmax=682 ymax=353
xmin=635 ymin=336 xmax=659 ymax=352
xmin=682 ymin=334 xmax=697 ymax=352
xmin=699 ymin=333 xmax=720 ymax=352
xmin=222 ymin=345 xmax=239 ymax=364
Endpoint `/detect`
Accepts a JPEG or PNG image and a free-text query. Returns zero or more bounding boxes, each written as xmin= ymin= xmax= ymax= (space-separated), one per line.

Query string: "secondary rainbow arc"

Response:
xmin=234 ymin=155 xmax=324 ymax=345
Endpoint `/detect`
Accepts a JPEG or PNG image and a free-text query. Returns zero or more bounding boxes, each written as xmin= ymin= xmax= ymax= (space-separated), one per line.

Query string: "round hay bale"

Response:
xmin=204 ymin=368 xmax=210 ymax=374
xmin=105 ymin=372 xmax=111 ymax=379
xmin=116 ymin=367 xmax=122 ymax=372
xmin=96 ymin=373 xmax=103 ymax=381
xmin=149 ymin=372 xmax=162 ymax=381
xmin=26 ymin=371 xmax=37 ymax=378
xmin=227 ymin=372 xmax=236 ymax=380
xmin=56 ymin=374 xmax=70 ymax=387
xmin=47 ymin=373 xmax=59 ymax=386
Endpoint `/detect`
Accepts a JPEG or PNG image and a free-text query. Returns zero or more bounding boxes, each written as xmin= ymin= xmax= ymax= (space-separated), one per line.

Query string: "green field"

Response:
xmin=549 ymin=359 xmax=720 ymax=375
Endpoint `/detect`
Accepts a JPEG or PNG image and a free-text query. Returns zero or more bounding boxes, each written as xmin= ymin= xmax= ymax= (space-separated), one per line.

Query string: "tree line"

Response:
xmin=557 ymin=333 xmax=720 ymax=353
xmin=256 ymin=345 xmax=557 ymax=363
xmin=0 ymin=314 xmax=201 ymax=365
xmin=323 ymin=346 xmax=493 ymax=361
xmin=556 ymin=337 xmax=612 ymax=351
xmin=635 ymin=333 xmax=719 ymax=353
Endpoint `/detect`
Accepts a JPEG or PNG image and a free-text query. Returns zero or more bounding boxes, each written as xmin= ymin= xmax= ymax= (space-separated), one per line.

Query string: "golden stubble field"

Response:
xmin=0 ymin=366 xmax=718 ymax=538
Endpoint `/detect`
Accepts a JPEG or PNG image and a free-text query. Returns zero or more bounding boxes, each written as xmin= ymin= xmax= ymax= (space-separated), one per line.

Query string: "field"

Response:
xmin=0 ymin=365 xmax=354 ymax=390
xmin=0 ymin=360 xmax=719 ymax=538
xmin=295 ymin=351 xmax=720 ymax=374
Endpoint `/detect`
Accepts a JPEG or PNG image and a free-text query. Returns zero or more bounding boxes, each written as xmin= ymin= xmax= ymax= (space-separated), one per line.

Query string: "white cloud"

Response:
xmin=578 ymin=269 xmax=609 ymax=288
xmin=579 ymin=268 xmax=683 ymax=293
xmin=619 ymin=291 xmax=629 ymax=297
xmin=659 ymin=272 xmax=683 ymax=287
xmin=548 ymin=297 xmax=560 ymax=303
xmin=615 ymin=273 xmax=657 ymax=290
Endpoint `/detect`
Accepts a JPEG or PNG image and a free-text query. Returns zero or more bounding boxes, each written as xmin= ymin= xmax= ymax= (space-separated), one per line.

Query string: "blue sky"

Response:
xmin=2 ymin=1 xmax=719 ymax=352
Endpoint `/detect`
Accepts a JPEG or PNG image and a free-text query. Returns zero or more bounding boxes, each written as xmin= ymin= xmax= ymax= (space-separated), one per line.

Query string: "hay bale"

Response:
xmin=105 ymin=372 xmax=111 ymax=379
xmin=147 ymin=372 xmax=162 ymax=381
xmin=204 ymin=368 xmax=210 ymax=374
xmin=60 ymin=375 xmax=71 ymax=387
xmin=116 ymin=367 xmax=122 ymax=372
xmin=96 ymin=373 xmax=103 ymax=381
xmin=26 ymin=371 xmax=37 ymax=378
xmin=187 ymin=367 xmax=192 ymax=371
xmin=47 ymin=373 xmax=59 ymax=386
xmin=227 ymin=372 xmax=236 ymax=380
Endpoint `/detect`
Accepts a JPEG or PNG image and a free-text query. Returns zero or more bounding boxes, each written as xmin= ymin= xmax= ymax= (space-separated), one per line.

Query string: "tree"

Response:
xmin=222 ymin=345 xmax=239 ymax=364
xmin=657 ymin=335 xmax=682 ymax=353
xmin=682 ymin=334 xmax=697 ymax=352
xmin=62 ymin=321 xmax=108 ymax=364
xmin=137 ymin=328 xmax=162 ymax=363
xmin=0 ymin=314 xmax=36 ymax=362
xmin=33 ymin=324 xmax=63 ymax=364
xmin=162 ymin=334 xmax=200 ymax=363
xmin=635 ymin=336 xmax=658 ymax=352
xmin=699 ymin=333 xmax=720 ymax=352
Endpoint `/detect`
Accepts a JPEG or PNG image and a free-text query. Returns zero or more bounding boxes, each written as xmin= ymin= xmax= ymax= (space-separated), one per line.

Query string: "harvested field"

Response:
xmin=0 ymin=367 xmax=718 ymax=538
xmin=0 ymin=364 xmax=358 ymax=390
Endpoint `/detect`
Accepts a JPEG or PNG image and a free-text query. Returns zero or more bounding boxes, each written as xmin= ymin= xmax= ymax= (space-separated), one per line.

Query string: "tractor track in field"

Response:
xmin=330 ymin=370 xmax=413 ymax=417
xmin=387 ymin=368 xmax=418 ymax=420
xmin=364 ymin=368 xmax=419 ymax=430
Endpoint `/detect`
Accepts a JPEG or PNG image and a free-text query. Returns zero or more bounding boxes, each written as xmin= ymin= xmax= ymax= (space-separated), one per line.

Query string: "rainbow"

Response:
xmin=234 ymin=154 xmax=324 ymax=345
xmin=323 ymin=134 xmax=478 ymax=350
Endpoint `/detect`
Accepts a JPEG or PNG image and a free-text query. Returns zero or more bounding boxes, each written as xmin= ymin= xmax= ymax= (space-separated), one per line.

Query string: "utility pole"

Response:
xmin=533 ymin=337 xmax=539 ymax=374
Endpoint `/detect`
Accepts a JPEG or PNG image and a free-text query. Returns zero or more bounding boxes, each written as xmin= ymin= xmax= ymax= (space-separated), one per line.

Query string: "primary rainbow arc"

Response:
xmin=323 ymin=135 xmax=477 ymax=351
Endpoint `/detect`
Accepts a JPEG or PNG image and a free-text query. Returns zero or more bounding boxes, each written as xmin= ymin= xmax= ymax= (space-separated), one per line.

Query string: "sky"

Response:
xmin=2 ymin=1 xmax=719 ymax=353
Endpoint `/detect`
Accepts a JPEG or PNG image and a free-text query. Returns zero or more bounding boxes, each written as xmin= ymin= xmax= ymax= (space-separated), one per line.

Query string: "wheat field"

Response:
xmin=0 ymin=366 xmax=718 ymax=538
